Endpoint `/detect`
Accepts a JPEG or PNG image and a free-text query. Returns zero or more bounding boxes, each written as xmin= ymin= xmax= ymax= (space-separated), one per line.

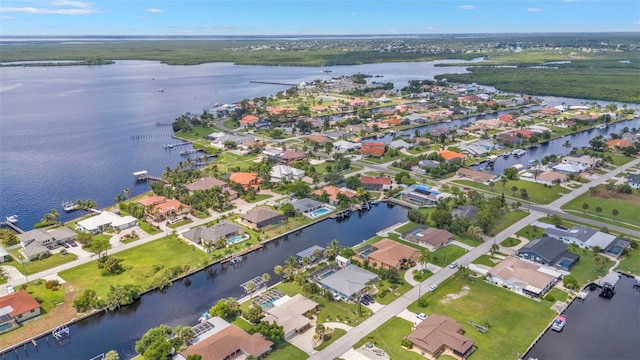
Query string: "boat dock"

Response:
xmin=220 ymin=243 xmax=264 ymax=264
xmin=163 ymin=141 xmax=192 ymax=149
xmin=0 ymin=220 xmax=24 ymax=234
xmin=330 ymin=209 xmax=351 ymax=219
xmin=250 ymin=80 xmax=299 ymax=86
xmin=180 ymin=149 xmax=204 ymax=156
xmin=133 ymin=170 xmax=168 ymax=183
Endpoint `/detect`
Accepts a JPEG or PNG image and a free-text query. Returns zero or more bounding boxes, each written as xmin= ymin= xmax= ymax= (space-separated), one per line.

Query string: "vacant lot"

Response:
xmin=562 ymin=185 xmax=640 ymax=230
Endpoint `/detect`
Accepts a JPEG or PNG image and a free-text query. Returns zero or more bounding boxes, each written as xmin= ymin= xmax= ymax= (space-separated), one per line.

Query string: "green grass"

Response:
xmin=137 ymin=220 xmax=161 ymax=235
xmin=605 ymin=153 xmax=635 ymax=166
xmin=618 ymin=245 xmax=640 ymax=277
xmin=546 ymin=288 xmax=568 ymax=302
xmin=394 ymin=222 xmax=418 ymax=234
xmin=430 ymin=244 xmax=467 ymax=266
xmin=245 ymin=194 xmax=273 ymax=203
xmin=561 ymin=185 xmax=640 ymax=231
xmin=472 ymin=255 xmax=499 ymax=268
xmin=374 ymin=273 xmax=414 ymax=305
xmin=314 ymin=328 xmax=347 ymax=351
xmin=407 ymin=275 xmax=555 ymax=360
xmin=453 ymin=234 xmax=482 ymax=248
xmin=452 ymin=179 xmax=571 ymax=205
xmin=566 ymin=245 xmax=614 ymax=287
xmin=354 ymin=317 xmax=425 ymax=360
xmin=21 ymin=281 xmax=65 ymax=313
xmin=412 ymin=269 xmax=433 ymax=282
xmin=59 ymin=235 xmax=209 ymax=298
xmin=10 ymin=251 xmax=78 ymax=275
xmin=489 ymin=210 xmax=529 ymax=235
xmin=264 ymin=341 xmax=308 ymax=360
xmin=500 ymin=237 xmax=522 ymax=247
xmin=515 ymin=225 xmax=545 ymax=241
xmin=167 ymin=218 xmax=193 ymax=228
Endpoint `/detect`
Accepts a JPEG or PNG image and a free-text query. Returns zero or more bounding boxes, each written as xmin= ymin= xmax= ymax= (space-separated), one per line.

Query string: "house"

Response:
xmin=313 ymin=185 xmax=357 ymax=205
xmin=276 ymin=150 xmax=306 ymax=164
xmin=556 ymin=120 xmax=576 ymax=128
xmin=400 ymin=185 xmax=449 ymax=207
xmin=263 ymin=294 xmax=319 ymax=339
xmin=532 ymin=170 xmax=567 ymax=186
xmin=360 ymin=176 xmax=392 ymax=191
xmin=323 ymin=130 xmax=349 ymax=140
xmin=459 ymin=143 xmax=490 ymax=157
xmin=626 ymin=174 xmax=640 ymax=189
xmin=307 ymin=134 xmax=332 ymax=144
xmin=291 ymin=198 xmax=325 ymax=214
xmin=210 ymin=134 xmax=254 ymax=149
xmin=451 ymin=205 xmax=477 ymax=221
xmin=401 ymin=226 xmax=454 ymax=251
xmin=498 ymin=114 xmax=514 ymax=124
xmin=562 ymin=155 xmax=602 ymax=169
xmin=0 ymin=290 xmax=41 ymax=334
xmin=238 ymin=114 xmax=259 ymax=127
xmin=318 ymin=264 xmax=377 ymax=301
xmin=389 ymin=139 xmax=413 ymax=150
xmin=0 ymin=247 xmax=10 ymax=263
xmin=333 ymin=140 xmax=361 ymax=152
xmin=147 ymin=199 xmax=191 ymax=222
xmin=182 ymin=220 xmax=244 ymax=245
xmin=488 ymin=257 xmax=561 ymax=297
xmin=406 ymin=314 xmax=476 ymax=360
xmin=179 ymin=318 xmax=273 ymax=360
xmin=606 ymin=139 xmax=633 ymax=151
xmin=456 ymin=168 xmax=500 ymax=185
xmin=360 ymin=142 xmax=386 ymax=157
xmin=296 ymin=245 xmax=325 ymax=263
xmin=540 ymin=107 xmax=560 ymax=116
xmin=365 ymin=238 xmax=420 ymax=270
xmin=138 ymin=195 xmax=168 ymax=207
xmin=76 ymin=211 xmax=137 ymax=234
xmin=270 ymin=165 xmax=305 ymax=183
xmin=543 ymin=225 xmax=619 ymax=252
xmin=18 ymin=227 xmax=76 ymax=251
xmin=517 ymin=237 xmax=579 ymax=270
xmin=403 ymin=114 xmax=428 ymax=124
xmin=418 ymin=159 xmax=440 ymax=169
xmin=229 ymin=172 xmax=262 ymax=190
xmin=437 ymin=150 xmax=466 ymax=162
xmin=185 ymin=177 xmax=239 ymax=200
xmin=552 ymin=163 xmax=586 ymax=175
xmin=239 ymin=206 xmax=286 ymax=229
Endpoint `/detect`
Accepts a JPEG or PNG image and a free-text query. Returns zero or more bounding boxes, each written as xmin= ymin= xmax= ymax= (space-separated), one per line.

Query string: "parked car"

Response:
xmin=449 ymin=262 xmax=458 ymax=269
xmin=360 ymin=297 xmax=370 ymax=305
xmin=429 ymin=284 xmax=438 ymax=292
xmin=364 ymin=294 xmax=375 ymax=303
xmin=416 ymin=313 xmax=427 ymax=320
xmin=69 ymin=241 xmax=78 ymax=247
xmin=333 ymin=293 xmax=342 ymax=301
xmin=555 ymin=225 xmax=568 ymax=230
xmin=62 ymin=243 xmax=70 ymax=249
xmin=6 ymin=285 xmax=15 ymax=294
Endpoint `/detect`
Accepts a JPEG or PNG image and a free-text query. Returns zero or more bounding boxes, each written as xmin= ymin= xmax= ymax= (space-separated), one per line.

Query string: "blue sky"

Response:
xmin=1 ymin=0 xmax=639 ymax=36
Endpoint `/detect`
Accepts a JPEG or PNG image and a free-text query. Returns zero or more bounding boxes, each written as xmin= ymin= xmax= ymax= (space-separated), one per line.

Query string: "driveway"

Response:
xmin=287 ymin=324 xmax=317 ymax=355
xmin=397 ymin=309 xmax=421 ymax=325
xmin=451 ymin=240 xmax=474 ymax=251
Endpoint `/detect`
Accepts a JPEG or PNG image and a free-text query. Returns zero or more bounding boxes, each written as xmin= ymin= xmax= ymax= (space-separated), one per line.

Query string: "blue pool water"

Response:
xmin=359 ymin=248 xmax=375 ymax=259
xmin=227 ymin=234 xmax=246 ymax=244
xmin=312 ymin=207 xmax=330 ymax=216
xmin=557 ymin=259 xmax=572 ymax=269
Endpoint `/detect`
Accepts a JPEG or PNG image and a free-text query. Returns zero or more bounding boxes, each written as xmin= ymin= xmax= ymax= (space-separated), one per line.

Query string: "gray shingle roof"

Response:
xmin=518 ymin=237 xmax=567 ymax=264
xmin=319 ymin=265 xmax=377 ymax=298
xmin=183 ymin=220 xmax=243 ymax=243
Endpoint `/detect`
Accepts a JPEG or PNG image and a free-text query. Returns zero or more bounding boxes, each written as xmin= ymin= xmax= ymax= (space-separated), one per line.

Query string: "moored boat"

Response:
xmin=512 ymin=149 xmax=526 ymax=157
xmin=5 ymin=215 xmax=18 ymax=224
xmin=551 ymin=315 xmax=566 ymax=332
xmin=62 ymin=201 xmax=79 ymax=212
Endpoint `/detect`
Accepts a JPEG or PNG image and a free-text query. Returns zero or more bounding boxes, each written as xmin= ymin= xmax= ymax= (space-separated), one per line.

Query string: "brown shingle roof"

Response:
xmin=181 ymin=324 xmax=273 ymax=360
xmin=360 ymin=176 xmax=392 ymax=185
xmin=185 ymin=177 xmax=227 ymax=192
xmin=407 ymin=313 xmax=475 ymax=355
xmin=367 ymin=238 xmax=420 ymax=268
xmin=419 ymin=228 xmax=454 ymax=247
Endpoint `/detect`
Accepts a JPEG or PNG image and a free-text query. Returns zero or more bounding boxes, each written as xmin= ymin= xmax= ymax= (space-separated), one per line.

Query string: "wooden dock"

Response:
xmin=220 ymin=243 xmax=264 ymax=264
xmin=163 ymin=141 xmax=192 ymax=149
xmin=0 ymin=221 xmax=24 ymax=234
xmin=250 ymin=80 xmax=299 ymax=86
xmin=330 ymin=209 xmax=351 ymax=219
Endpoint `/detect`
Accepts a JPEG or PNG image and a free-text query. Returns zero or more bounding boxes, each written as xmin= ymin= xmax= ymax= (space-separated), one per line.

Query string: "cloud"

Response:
xmin=527 ymin=7 xmax=543 ymax=12
xmin=145 ymin=8 xmax=163 ymax=13
xmin=0 ymin=0 xmax=98 ymax=15
xmin=458 ymin=4 xmax=475 ymax=10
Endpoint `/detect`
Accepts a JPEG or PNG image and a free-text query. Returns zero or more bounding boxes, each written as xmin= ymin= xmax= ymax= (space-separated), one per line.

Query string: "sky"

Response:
xmin=0 ymin=0 xmax=639 ymax=36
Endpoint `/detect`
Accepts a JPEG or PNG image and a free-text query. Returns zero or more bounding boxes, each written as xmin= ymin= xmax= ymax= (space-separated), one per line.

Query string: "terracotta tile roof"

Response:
xmin=0 ymin=290 xmax=40 ymax=317
xmin=606 ymin=139 xmax=633 ymax=148
xmin=308 ymin=134 xmax=332 ymax=144
xmin=485 ymin=100 xmax=497 ymax=106
xmin=385 ymin=119 xmax=402 ymax=126
xmin=360 ymin=176 xmax=392 ymax=185
xmin=239 ymin=115 xmax=259 ymax=124
xmin=499 ymin=114 xmax=514 ymax=123
xmin=313 ymin=185 xmax=356 ymax=202
xmin=181 ymin=324 xmax=273 ymax=360
xmin=437 ymin=150 xmax=466 ymax=161
xmin=229 ymin=172 xmax=260 ymax=186
xmin=151 ymin=199 xmax=190 ymax=215
xmin=138 ymin=195 xmax=167 ymax=207
xmin=185 ymin=177 xmax=227 ymax=192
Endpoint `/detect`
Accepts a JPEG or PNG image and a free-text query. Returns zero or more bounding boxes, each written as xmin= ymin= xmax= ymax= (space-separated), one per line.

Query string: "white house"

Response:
xmin=562 ymin=155 xmax=602 ymax=168
xmin=270 ymin=165 xmax=306 ymax=183
xmin=76 ymin=211 xmax=138 ymax=234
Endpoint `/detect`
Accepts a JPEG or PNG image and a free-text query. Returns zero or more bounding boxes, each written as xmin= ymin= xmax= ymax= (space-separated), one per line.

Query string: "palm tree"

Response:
xmin=582 ymin=203 xmax=589 ymax=214
xmin=273 ymin=265 xmax=283 ymax=281
xmin=115 ymin=194 xmax=125 ymax=204
xmin=261 ymin=273 xmax=271 ymax=290
xmin=49 ymin=209 xmax=60 ymax=223
xmin=511 ymin=185 xmax=518 ymax=197
xmin=562 ymin=140 xmax=572 ymax=152
xmin=124 ymin=188 xmax=131 ymax=200
xmin=595 ymin=206 xmax=603 ymax=218
xmin=246 ymin=280 xmax=256 ymax=300
xmin=76 ymin=199 xmax=86 ymax=217
xmin=501 ymin=177 xmax=508 ymax=190
xmin=612 ymin=208 xmax=619 ymax=222
xmin=418 ymin=251 xmax=430 ymax=270
xmin=301 ymin=256 xmax=312 ymax=269
xmin=312 ymin=248 xmax=323 ymax=262
xmin=324 ymin=239 xmax=341 ymax=261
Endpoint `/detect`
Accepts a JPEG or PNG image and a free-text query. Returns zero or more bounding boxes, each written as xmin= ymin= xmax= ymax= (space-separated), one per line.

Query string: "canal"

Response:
xmin=1 ymin=204 xmax=408 ymax=359
xmin=525 ymin=275 xmax=640 ymax=360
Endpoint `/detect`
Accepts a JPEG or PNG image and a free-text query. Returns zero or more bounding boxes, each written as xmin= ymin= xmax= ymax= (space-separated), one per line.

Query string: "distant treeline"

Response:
xmin=0 ymin=59 xmax=114 ymax=67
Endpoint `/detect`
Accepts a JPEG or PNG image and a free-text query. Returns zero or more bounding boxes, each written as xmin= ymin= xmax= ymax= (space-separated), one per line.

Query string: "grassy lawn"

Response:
xmin=454 ymin=234 xmax=482 ymax=248
xmin=412 ymin=269 xmax=433 ymax=282
xmin=137 ymin=220 xmax=161 ymax=235
xmin=264 ymin=341 xmax=308 ymax=360
xmin=246 ymin=194 xmax=273 ymax=203
xmin=561 ymin=185 xmax=640 ymax=230
xmin=214 ymin=152 xmax=261 ymax=173
xmin=354 ymin=317 xmax=425 ymax=360
xmin=500 ymin=237 xmax=522 ymax=247
xmin=361 ymin=153 xmax=405 ymax=164
xmin=546 ymin=288 xmax=568 ymax=302
xmin=618 ymin=246 xmax=640 ymax=276
xmin=430 ymin=244 xmax=467 ymax=267
xmin=374 ymin=273 xmax=414 ymax=305
xmin=314 ymin=328 xmax=346 ymax=351
xmin=566 ymin=245 xmax=614 ymax=287
xmin=175 ymin=126 xmax=215 ymax=141
xmin=472 ymin=255 xmax=500 ymax=268
xmin=394 ymin=221 xmax=417 ymax=234
xmin=515 ymin=225 xmax=545 ymax=241
xmin=605 ymin=153 xmax=635 ymax=166
xmin=407 ymin=275 xmax=555 ymax=360
xmin=489 ymin=210 xmax=529 ymax=236
xmin=10 ymin=251 xmax=78 ymax=275
xmin=59 ymin=235 xmax=209 ymax=298
xmin=452 ymin=179 xmax=571 ymax=205
xmin=21 ymin=281 xmax=65 ymax=313
xmin=167 ymin=218 xmax=193 ymax=228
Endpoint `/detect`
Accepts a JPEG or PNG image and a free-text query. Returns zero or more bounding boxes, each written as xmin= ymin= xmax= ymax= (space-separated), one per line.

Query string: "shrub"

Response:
xmin=401 ymin=339 xmax=413 ymax=348
xmin=417 ymin=297 xmax=429 ymax=308
xmin=544 ymin=294 xmax=555 ymax=302
xmin=45 ymin=279 xmax=60 ymax=291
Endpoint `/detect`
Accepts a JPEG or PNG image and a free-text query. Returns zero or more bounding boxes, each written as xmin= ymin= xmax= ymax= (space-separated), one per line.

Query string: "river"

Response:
xmin=0 ymin=204 xmax=408 ymax=359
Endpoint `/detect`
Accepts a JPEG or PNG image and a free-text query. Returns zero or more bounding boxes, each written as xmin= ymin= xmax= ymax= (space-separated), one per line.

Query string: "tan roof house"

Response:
xmin=239 ymin=206 xmax=286 ymax=229
xmin=263 ymin=294 xmax=318 ymax=339
xmin=489 ymin=257 xmax=560 ymax=297
xmin=365 ymin=238 xmax=420 ymax=270
xmin=402 ymin=226 xmax=454 ymax=251
xmin=180 ymin=322 xmax=273 ymax=360
xmin=406 ymin=313 xmax=475 ymax=360
xmin=0 ymin=290 xmax=41 ymax=334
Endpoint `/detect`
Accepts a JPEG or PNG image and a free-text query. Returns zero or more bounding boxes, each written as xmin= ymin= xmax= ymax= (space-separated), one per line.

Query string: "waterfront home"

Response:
xmin=239 ymin=206 xmax=286 ymax=229
xmin=322 ymin=130 xmax=349 ymax=140
xmin=360 ymin=176 xmax=392 ymax=191
xmin=626 ymin=173 xmax=640 ymax=189
xmin=0 ymin=291 xmax=41 ymax=334
xmin=403 ymin=114 xmax=428 ymax=124
xmin=138 ymin=195 xmax=168 ymax=207
xmin=185 ymin=177 xmax=239 ymax=200
xmin=552 ymin=163 xmax=586 ymax=175
xmin=313 ymin=185 xmax=357 ymax=205
xmin=401 ymin=226 xmax=454 ymax=251
xmin=606 ymin=139 xmax=633 ymax=152
xmin=437 ymin=150 xmax=466 ymax=163
xmin=406 ymin=313 xmax=476 ymax=360
xmin=179 ymin=317 xmax=273 ymax=360
xmin=389 ymin=139 xmax=413 ymax=149
xmin=364 ymin=238 xmax=420 ymax=270
xmin=333 ymin=140 xmax=361 ymax=152
xmin=517 ymin=237 xmax=580 ymax=270
xmin=238 ymin=114 xmax=259 ymax=128
xmin=295 ymin=245 xmax=325 ymax=263
xmin=229 ymin=172 xmax=262 ymax=190
xmin=451 ymin=205 xmax=477 ymax=221
xmin=147 ymin=199 xmax=191 ymax=223
xmin=456 ymin=168 xmax=500 ymax=185
xmin=399 ymin=185 xmax=449 ymax=207
xmin=210 ymin=134 xmax=253 ymax=149
xmin=182 ymin=220 xmax=244 ymax=245
xmin=527 ymin=170 xmax=566 ymax=186
xmin=561 ymin=155 xmax=603 ymax=169
xmin=291 ymin=198 xmax=325 ymax=215
xmin=489 ymin=257 xmax=561 ymax=297
xmin=360 ymin=142 xmax=386 ymax=158
xmin=18 ymin=227 xmax=76 ymax=252
xmin=263 ymin=294 xmax=319 ymax=339
xmin=270 ymin=165 xmax=305 ymax=183
xmin=498 ymin=114 xmax=515 ymax=124
xmin=76 ymin=211 xmax=137 ymax=234
xmin=540 ymin=224 xmax=629 ymax=256
xmin=459 ymin=143 xmax=491 ymax=157
xmin=318 ymin=264 xmax=377 ymax=301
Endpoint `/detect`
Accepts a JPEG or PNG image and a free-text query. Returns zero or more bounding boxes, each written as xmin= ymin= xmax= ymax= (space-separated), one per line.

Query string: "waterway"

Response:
xmin=526 ymin=275 xmax=640 ymax=360
xmin=0 ymin=204 xmax=408 ymax=359
xmin=0 ymin=59 xmax=475 ymax=230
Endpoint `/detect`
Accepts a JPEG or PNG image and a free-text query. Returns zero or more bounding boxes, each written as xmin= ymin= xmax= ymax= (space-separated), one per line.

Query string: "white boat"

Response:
xmin=503 ymin=152 xmax=511 ymax=158
xmin=512 ymin=149 xmax=526 ymax=157
xmin=5 ymin=215 xmax=18 ymax=224
xmin=551 ymin=315 xmax=566 ymax=332
xmin=596 ymin=124 xmax=607 ymax=130
xmin=157 ymin=88 xmax=164 ymax=92
xmin=62 ymin=201 xmax=79 ymax=212
xmin=487 ymin=155 xmax=498 ymax=163
xmin=198 ymin=312 xmax=211 ymax=323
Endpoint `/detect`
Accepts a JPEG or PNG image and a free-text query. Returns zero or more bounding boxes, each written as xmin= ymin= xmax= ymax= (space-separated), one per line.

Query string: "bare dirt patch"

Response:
xmin=440 ymin=285 xmax=470 ymax=304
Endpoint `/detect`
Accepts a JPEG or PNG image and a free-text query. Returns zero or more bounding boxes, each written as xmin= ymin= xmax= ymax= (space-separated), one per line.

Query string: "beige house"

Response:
xmin=263 ymin=294 xmax=318 ymax=339
xmin=365 ymin=238 xmax=420 ymax=270
xmin=489 ymin=257 xmax=561 ymax=297
xmin=407 ymin=313 xmax=476 ymax=359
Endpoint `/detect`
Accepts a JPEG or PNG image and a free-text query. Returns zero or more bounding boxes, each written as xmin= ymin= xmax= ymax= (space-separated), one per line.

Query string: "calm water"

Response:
xmin=526 ymin=275 xmax=640 ymax=360
xmin=0 ymin=204 xmax=407 ymax=359
xmin=0 ymin=60 xmax=474 ymax=229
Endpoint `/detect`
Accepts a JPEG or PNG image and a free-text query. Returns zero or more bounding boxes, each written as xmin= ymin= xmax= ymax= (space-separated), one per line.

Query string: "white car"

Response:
xmin=416 ymin=313 xmax=427 ymax=320
xmin=6 ymin=285 xmax=15 ymax=294
xmin=449 ymin=262 xmax=458 ymax=269
xmin=429 ymin=284 xmax=438 ymax=292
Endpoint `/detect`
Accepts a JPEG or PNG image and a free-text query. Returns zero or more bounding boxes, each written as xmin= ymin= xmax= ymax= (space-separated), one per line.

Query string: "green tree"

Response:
xmin=418 ymin=251 xmax=430 ymax=270
xmin=280 ymin=203 xmax=296 ymax=217
xmin=582 ymin=203 xmax=589 ymax=214
xmin=504 ymin=167 xmax=518 ymax=180
xmin=104 ymin=350 xmax=120 ymax=360
xmin=90 ymin=237 xmax=111 ymax=259
xmin=510 ymin=185 xmax=518 ymax=196
xmin=0 ymin=229 xmax=19 ymax=247
xmin=135 ymin=325 xmax=172 ymax=357
xmin=174 ymin=325 xmax=195 ymax=346
xmin=261 ymin=272 xmax=271 ymax=290
xmin=612 ymin=208 xmax=619 ymax=221
xmin=244 ymin=305 xmax=265 ymax=324
xmin=407 ymin=208 xmax=427 ymax=224
xmin=246 ymin=280 xmax=256 ymax=300
xmin=431 ymin=208 xmax=452 ymax=229
xmin=324 ymin=239 xmax=341 ymax=260
xmin=595 ymin=205 xmax=603 ymax=218
xmin=562 ymin=275 xmax=579 ymax=290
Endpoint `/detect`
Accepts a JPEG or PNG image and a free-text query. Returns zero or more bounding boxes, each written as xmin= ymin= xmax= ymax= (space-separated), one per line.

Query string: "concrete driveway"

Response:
xmin=287 ymin=324 xmax=317 ymax=355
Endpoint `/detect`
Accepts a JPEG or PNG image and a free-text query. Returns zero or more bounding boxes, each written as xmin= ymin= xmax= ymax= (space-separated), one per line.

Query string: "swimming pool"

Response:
xmin=312 ymin=207 xmax=330 ymax=217
xmin=227 ymin=234 xmax=247 ymax=245
xmin=358 ymin=248 xmax=375 ymax=259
